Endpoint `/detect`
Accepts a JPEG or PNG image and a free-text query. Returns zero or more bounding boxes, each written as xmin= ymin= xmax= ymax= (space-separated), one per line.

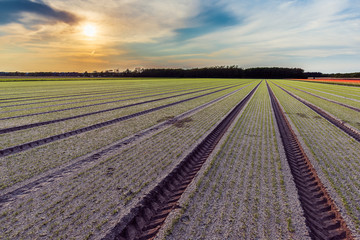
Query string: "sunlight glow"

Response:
xmin=83 ymin=24 xmax=96 ymax=37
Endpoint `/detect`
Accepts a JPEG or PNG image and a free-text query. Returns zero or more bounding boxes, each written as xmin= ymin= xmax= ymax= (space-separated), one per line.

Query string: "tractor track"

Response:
xmin=0 ymin=89 xmax=169 ymax=113
xmin=0 ymin=88 xmax=137 ymax=104
xmin=0 ymin=83 xmax=252 ymax=208
xmin=0 ymin=84 xmax=220 ymax=114
xmin=267 ymin=82 xmax=353 ymax=240
xmin=281 ymin=83 xmax=360 ymax=112
xmin=0 ymin=84 xmax=236 ymax=134
xmin=0 ymin=84 xmax=216 ymax=109
xmin=102 ymin=82 xmax=261 ymax=240
xmin=272 ymin=82 xmax=360 ymax=142
xmin=0 ymin=84 xmax=240 ymax=158
xmin=0 ymin=84 xmax=232 ymax=120
xmin=0 ymin=91 xmax=179 ymax=120
xmin=0 ymin=90 xmax=145 ymax=108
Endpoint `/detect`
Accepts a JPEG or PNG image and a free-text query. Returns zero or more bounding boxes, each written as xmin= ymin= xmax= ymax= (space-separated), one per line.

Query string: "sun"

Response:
xmin=83 ymin=24 xmax=96 ymax=37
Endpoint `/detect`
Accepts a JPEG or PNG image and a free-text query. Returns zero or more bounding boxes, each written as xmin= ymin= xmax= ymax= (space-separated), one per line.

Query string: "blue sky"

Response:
xmin=0 ymin=0 xmax=360 ymax=72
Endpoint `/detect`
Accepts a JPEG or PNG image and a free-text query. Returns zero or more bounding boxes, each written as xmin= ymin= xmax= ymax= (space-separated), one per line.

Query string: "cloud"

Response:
xmin=0 ymin=0 xmax=80 ymax=25
xmin=129 ymin=0 xmax=360 ymax=72
xmin=173 ymin=1 xmax=239 ymax=41
xmin=1 ymin=0 xmax=360 ymax=72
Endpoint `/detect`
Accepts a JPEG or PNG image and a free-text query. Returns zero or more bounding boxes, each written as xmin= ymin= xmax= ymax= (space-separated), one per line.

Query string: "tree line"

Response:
xmin=132 ymin=66 xmax=305 ymax=79
xmin=1 ymin=66 xmax=306 ymax=79
xmin=1 ymin=66 xmax=359 ymax=79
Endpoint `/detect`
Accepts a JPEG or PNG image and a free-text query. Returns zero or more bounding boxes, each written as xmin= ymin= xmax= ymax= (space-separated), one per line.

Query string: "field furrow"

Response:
xmin=0 ymin=80 xmax=259 ymax=239
xmin=0 ymin=84 xmax=245 ymax=151
xmin=164 ymin=81 xmax=309 ymax=240
xmin=281 ymin=83 xmax=360 ymax=112
xmin=0 ymin=83 xmax=256 ymax=190
xmin=270 ymin=81 xmax=360 ymax=236
xmin=2 ymin=78 xmax=359 ymax=240
xmin=285 ymin=80 xmax=360 ymax=101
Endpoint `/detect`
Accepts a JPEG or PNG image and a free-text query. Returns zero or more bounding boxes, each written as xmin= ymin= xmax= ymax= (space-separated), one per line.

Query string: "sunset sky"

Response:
xmin=0 ymin=0 xmax=359 ymax=73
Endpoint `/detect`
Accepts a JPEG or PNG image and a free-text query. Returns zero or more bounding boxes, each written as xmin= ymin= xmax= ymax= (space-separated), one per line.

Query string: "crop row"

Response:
xmin=269 ymin=82 xmax=360 ymax=235
xmin=280 ymin=83 xmax=360 ymax=113
xmin=283 ymin=80 xmax=360 ymax=102
xmin=0 ymin=83 xmax=235 ymax=133
xmin=163 ymin=81 xmax=309 ymax=240
xmin=0 ymin=80 xmax=225 ymax=110
xmin=273 ymin=81 xmax=360 ymax=132
xmin=0 ymin=86 xmax=183 ymax=113
xmin=0 ymin=80 xmax=143 ymax=102
xmin=0 ymin=83 xmax=225 ymax=119
xmin=0 ymin=82 xmax=256 ymax=190
xmin=0 ymin=81 xmax=231 ymax=117
xmin=278 ymin=80 xmax=360 ymax=110
xmin=0 ymin=82 xmax=250 ymax=207
xmin=0 ymin=81 xmax=259 ymax=239
xmin=0 ymin=79 xmax=237 ymax=102
xmin=0 ymin=84 xmax=246 ymax=149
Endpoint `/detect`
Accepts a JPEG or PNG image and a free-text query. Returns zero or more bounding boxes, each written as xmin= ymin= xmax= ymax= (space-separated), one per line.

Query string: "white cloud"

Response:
xmin=148 ymin=0 xmax=360 ymax=72
xmin=42 ymin=0 xmax=200 ymax=42
xmin=1 ymin=0 xmax=360 ymax=72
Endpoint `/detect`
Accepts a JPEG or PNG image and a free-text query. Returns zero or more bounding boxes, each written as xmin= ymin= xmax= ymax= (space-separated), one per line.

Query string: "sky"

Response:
xmin=0 ymin=0 xmax=360 ymax=73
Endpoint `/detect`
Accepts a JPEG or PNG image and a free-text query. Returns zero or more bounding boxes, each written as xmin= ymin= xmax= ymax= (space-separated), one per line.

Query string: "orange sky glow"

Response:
xmin=0 ymin=0 xmax=360 ymax=73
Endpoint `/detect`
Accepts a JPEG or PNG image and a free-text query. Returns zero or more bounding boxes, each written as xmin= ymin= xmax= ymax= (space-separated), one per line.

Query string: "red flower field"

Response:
xmin=292 ymin=78 xmax=360 ymax=85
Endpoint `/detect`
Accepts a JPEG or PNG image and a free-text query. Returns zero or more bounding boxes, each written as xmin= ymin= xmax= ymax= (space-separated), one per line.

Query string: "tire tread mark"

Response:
xmin=0 ymin=84 xmax=251 ymax=207
xmin=281 ymin=83 xmax=360 ymax=112
xmin=102 ymin=82 xmax=261 ymax=240
xmin=273 ymin=82 xmax=360 ymax=142
xmin=0 ymin=84 xmax=235 ymax=134
xmin=267 ymin=82 xmax=353 ymax=240
xmin=0 ymin=85 xmax=239 ymax=158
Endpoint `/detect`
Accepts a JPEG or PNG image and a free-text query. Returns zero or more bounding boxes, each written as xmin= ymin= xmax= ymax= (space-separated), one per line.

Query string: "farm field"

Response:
xmin=163 ymin=82 xmax=309 ymax=239
xmin=269 ymin=81 xmax=360 ymax=235
xmin=280 ymin=80 xmax=360 ymax=105
xmin=291 ymin=78 xmax=360 ymax=86
xmin=0 ymin=78 xmax=360 ymax=239
xmin=272 ymin=80 xmax=360 ymax=132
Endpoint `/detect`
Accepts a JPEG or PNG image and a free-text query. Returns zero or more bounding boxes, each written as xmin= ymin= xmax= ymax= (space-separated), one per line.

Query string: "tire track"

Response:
xmin=0 ymin=88 xmax=133 ymax=104
xmin=0 ymin=84 xmax=240 ymax=158
xmin=267 ymin=82 xmax=353 ymax=240
xmin=272 ymin=82 xmax=360 ymax=142
xmin=0 ymin=88 xmax=167 ymax=108
xmin=0 ymin=83 xmax=253 ymax=208
xmin=280 ymin=83 xmax=360 ymax=112
xmin=102 ymin=82 xmax=261 ymax=240
xmin=0 ymin=84 xmax=235 ymax=134
xmin=0 ymin=85 xmax=228 ymax=120
xmin=0 ymin=85 xmax=215 ymax=114
xmin=0 ymin=85 xmax=125 ymax=101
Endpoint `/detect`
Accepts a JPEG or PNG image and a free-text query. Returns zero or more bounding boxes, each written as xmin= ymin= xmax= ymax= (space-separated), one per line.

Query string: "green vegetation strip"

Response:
xmin=0 ymin=84 xmax=235 ymax=134
xmin=268 ymin=82 xmax=353 ymax=239
xmin=281 ymin=84 xmax=360 ymax=112
xmin=104 ymin=82 xmax=261 ymax=240
xmin=0 ymin=84 xmax=240 ymax=157
xmin=269 ymin=81 xmax=360 ymax=235
xmin=166 ymin=81 xmax=307 ymax=239
xmin=0 ymin=81 xmax=256 ymax=239
xmin=285 ymin=80 xmax=360 ymax=102
xmin=272 ymin=82 xmax=360 ymax=142
xmin=0 ymin=83 xmax=252 ymax=207
xmin=0 ymin=84 xmax=231 ymax=121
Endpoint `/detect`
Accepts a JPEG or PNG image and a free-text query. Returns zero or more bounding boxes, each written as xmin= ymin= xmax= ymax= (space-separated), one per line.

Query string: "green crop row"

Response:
xmin=272 ymin=81 xmax=360 ymax=132
xmin=270 ymin=82 xmax=360 ymax=234
xmin=0 ymin=80 xmax=258 ymax=240
xmin=165 ymin=82 xmax=309 ymax=240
